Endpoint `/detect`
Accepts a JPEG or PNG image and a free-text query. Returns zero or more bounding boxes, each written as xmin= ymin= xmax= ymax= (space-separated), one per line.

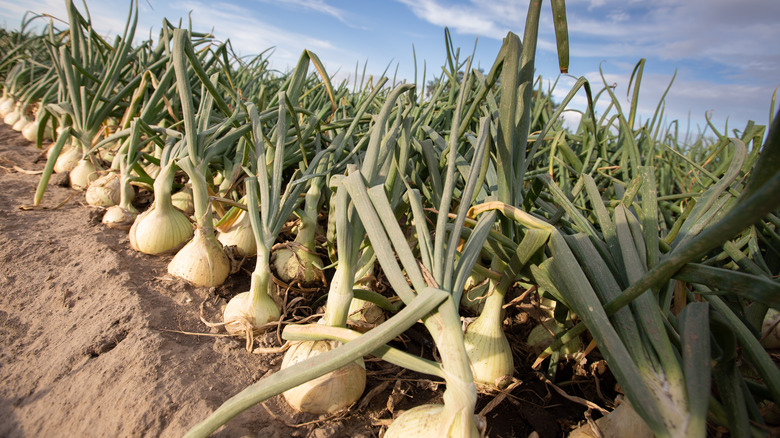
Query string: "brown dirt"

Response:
xmin=0 ymin=121 xmax=606 ymax=437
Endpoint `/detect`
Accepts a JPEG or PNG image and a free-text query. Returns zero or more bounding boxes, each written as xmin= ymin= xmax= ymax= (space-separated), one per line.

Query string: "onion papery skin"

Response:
xmin=167 ymin=227 xmax=230 ymax=287
xmin=568 ymin=399 xmax=653 ymax=438
xmin=271 ymin=245 xmax=323 ymax=285
xmin=384 ymin=404 xmax=480 ymax=438
xmin=460 ymin=273 xmax=489 ymax=313
xmin=217 ymin=211 xmax=257 ymax=257
xmin=129 ymin=204 xmax=194 ymax=255
xmin=281 ymin=340 xmax=366 ymax=414
xmin=222 ymin=290 xmax=280 ymax=336
xmin=86 ymin=172 xmax=122 ymax=207
xmin=347 ymin=298 xmax=386 ymax=332
xmin=69 ymin=159 xmax=99 ymax=190
xmin=102 ymin=205 xmax=138 ymax=230
xmin=463 ymin=314 xmax=514 ymax=388
xmin=53 ymin=146 xmax=82 ymax=174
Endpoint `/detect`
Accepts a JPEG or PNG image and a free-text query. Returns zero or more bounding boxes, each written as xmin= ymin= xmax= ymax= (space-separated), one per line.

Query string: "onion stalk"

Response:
xmin=272 ymin=161 xmax=326 ymax=285
xmin=102 ymin=126 xmax=140 ymax=230
xmin=222 ymin=179 xmax=280 ymax=337
xmin=166 ymin=29 xmax=243 ymax=287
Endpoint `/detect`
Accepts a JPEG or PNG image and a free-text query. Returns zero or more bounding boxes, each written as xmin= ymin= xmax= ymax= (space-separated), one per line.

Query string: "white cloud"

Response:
xmin=167 ymin=1 xmax=350 ymax=69
xmin=394 ymin=0 xmax=522 ymax=39
xmin=266 ymin=0 xmax=346 ymax=22
xmin=547 ymin=66 xmax=774 ymax=135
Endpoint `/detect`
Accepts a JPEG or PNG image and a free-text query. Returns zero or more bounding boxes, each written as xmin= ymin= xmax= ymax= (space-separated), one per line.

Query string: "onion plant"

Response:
xmin=4 ymin=1 xmax=780 ymax=436
xmin=165 ymin=29 xmax=251 ymax=287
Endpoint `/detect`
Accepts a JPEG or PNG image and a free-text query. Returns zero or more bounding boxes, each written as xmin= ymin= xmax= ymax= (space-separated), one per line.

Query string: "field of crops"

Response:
xmin=1 ymin=0 xmax=779 ymax=437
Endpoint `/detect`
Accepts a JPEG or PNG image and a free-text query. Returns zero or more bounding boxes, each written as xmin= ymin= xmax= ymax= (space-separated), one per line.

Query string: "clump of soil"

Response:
xmin=0 ymin=122 xmax=608 ymax=437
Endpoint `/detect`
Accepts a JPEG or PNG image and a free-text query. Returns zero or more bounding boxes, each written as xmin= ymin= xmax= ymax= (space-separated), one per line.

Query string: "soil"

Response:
xmin=0 ymin=121 xmax=612 ymax=438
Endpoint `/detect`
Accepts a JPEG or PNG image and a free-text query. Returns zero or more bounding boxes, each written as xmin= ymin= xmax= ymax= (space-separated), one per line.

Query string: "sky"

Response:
xmin=2 ymin=0 xmax=779 ymax=140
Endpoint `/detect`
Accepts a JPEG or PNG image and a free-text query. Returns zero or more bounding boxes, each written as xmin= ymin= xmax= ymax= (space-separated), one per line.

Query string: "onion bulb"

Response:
xmin=130 ymin=160 xmax=193 ymax=255
xmin=217 ymin=210 xmax=256 ymax=257
xmin=347 ymin=297 xmax=385 ymax=332
xmin=273 ymin=179 xmax=324 ymax=285
xmin=86 ymin=172 xmax=123 ymax=207
xmin=384 ymin=404 xmax=481 ymax=437
xmin=129 ymin=203 xmax=193 ymax=255
xmin=463 ymin=309 xmax=513 ymax=387
xmin=167 ymin=227 xmax=230 ymax=287
xmin=761 ymin=308 xmax=780 ymax=349
xmin=280 ymin=339 xmax=366 ymax=414
xmin=462 ymin=276 xmax=514 ymax=388
xmin=0 ymin=96 xmax=14 ymax=116
xmin=21 ymin=120 xmax=43 ymax=142
xmin=69 ymin=159 xmax=99 ymax=190
xmin=460 ymin=271 xmax=489 ymax=313
xmin=12 ymin=114 xmax=30 ymax=132
xmin=102 ymin=204 xmax=138 ymax=230
xmin=568 ymin=397 xmax=653 ymax=438
xmin=3 ymin=104 xmax=20 ymax=125
xmin=271 ymin=244 xmax=323 ymax=285
xmin=222 ymin=271 xmax=280 ymax=336
xmin=53 ymin=145 xmax=82 ymax=174
xmin=171 ymin=186 xmax=194 ymax=216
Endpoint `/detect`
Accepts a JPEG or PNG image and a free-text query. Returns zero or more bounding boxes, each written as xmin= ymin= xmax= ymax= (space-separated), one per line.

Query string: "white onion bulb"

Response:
xmin=4 ymin=104 xmax=21 ymax=125
xmin=384 ymin=404 xmax=480 ymax=437
xmin=222 ymin=288 xmax=279 ymax=336
xmin=171 ymin=187 xmax=195 ymax=216
xmin=217 ymin=210 xmax=257 ymax=257
xmin=102 ymin=205 xmax=138 ymax=230
xmin=12 ymin=114 xmax=30 ymax=132
xmin=0 ymin=96 xmax=14 ymax=116
xmin=21 ymin=120 xmax=39 ymax=142
xmin=86 ymin=172 xmax=123 ymax=207
xmin=271 ymin=244 xmax=323 ymax=285
xmin=167 ymin=227 xmax=230 ymax=287
xmin=569 ymin=397 xmax=653 ymax=438
xmin=53 ymin=145 xmax=82 ymax=174
xmin=761 ymin=309 xmax=780 ymax=349
xmin=129 ymin=203 xmax=193 ymax=255
xmin=280 ymin=339 xmax=366 ymax=414
xmin=69 ymin=159 xmax=99 ymax=190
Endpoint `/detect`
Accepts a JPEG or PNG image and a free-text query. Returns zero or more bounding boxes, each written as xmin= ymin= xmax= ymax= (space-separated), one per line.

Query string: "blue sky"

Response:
xmin=2 ymin=0 xmax=779 ymax=139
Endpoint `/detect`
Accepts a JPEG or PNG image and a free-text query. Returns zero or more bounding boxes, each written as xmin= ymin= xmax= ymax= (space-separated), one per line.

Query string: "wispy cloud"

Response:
xmin=170 ymin=1 xmax=335 ymax=64
xmin=264 ymin=0 xmax=346 ymax=22
xmin=394 ymin=0 xmax=514 ymax=39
